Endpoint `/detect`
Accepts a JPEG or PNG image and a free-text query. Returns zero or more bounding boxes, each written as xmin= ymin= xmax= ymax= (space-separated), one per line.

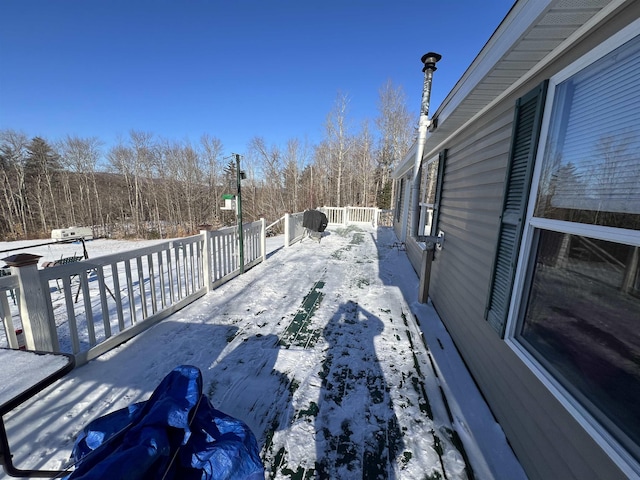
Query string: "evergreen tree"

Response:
xmin=25 ymin=136 xmax=62 ymax=232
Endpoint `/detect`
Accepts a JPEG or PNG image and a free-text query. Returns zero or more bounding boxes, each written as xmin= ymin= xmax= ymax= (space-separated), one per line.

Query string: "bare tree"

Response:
xmin=311 ymin=141 xmax=332 ymax=207
xmin=176 ymin=141 xmax=203 ymax=233
xmin=248 ymin=137 xmax=286 ymax=218
xmin=283 ymin=138 xmax=312 ymax=212
xmin=107 ymin=132 xmax=158 ymax=237
xmin=200 ymin=134 xmax=225 ymax=227
xmin=325 ymin=92 xmax=352 ymax=207
xmin=375 ymin=80 xmax=415 ymax=207
xmin=354 ymin=120 xmax=375 ymax=206
xmin=58 ymin=136 xmax=105 ymax=229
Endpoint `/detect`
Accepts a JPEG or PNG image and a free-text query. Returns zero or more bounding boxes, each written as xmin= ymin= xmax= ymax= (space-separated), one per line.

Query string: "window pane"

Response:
xmin=535 ymin=34 xmax=640 ymax=230
xmin=418 ymin=158 xmax=439 ymax=236
xmin=421 ymin=158 xmax=439 ymax=205
xmin=418 ymin=205 xmax=434 ymax=236
xmin=519 ymin=230 xmax=640 ymax=456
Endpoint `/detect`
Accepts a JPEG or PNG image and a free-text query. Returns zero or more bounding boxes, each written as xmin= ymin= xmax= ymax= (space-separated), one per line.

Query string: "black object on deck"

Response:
xmin=303 ymin=210 xmax=328 ymax=233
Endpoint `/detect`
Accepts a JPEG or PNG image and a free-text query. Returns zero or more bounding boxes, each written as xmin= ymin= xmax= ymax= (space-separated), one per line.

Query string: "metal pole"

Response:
xmin=235 ymin=154 xmax=245 ymax=274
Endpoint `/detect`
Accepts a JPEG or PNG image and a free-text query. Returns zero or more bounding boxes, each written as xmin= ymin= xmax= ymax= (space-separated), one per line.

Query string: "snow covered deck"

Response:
xmin=2 ymin=226 xmax=525 ymax=479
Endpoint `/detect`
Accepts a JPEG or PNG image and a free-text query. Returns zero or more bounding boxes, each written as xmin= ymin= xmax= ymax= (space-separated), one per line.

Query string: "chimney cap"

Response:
xmin=421 ymin=52 xmax=442 ymax=72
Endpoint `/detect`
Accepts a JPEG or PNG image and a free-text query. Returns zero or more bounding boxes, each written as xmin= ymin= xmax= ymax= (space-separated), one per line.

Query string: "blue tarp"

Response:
xmin=64 ymin=365 xmax=264 ymax=480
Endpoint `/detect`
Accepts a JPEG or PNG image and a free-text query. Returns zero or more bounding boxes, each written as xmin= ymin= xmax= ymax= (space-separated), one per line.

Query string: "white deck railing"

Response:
xmin=1 ymin=210 xmax=392 ymax=364
xmin=284 ymin=212 xmax=305 ymax=246
xmin=0 ymin=220 xmax=266 ymax=365
xmin=37 ymin=234 xmax=207 ymax=364
xmin=321 ymin=207 xmax=392 ymax=228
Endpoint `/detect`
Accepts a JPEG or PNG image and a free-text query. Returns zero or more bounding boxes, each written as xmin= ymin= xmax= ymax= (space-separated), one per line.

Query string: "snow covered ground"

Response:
xmin=1 ymin=226 xmax=526 ymax=479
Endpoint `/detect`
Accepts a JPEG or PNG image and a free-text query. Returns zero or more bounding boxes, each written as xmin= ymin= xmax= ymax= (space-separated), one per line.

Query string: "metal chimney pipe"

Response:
xmin=411 ymin=51 xmax=441 ymax=195
xmin=413 ymin=52 xmax=441 ymax=185
xmin=419 ymin=52 xmax=442 ymax=117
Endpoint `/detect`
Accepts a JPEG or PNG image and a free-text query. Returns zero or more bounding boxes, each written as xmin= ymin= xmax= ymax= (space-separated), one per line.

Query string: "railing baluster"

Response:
xmin=147 ymin=254 xmax=157 ymax=314
xmin=157 ymin=251 xmax=167 ymax=308
xmin=96 ymin=267 xmax=111 ymax=339
xmin=125 ymin=259 xmax=137 ymax=325
xmin=79 ymin=271 xmax=96 ymax=347
xmin=1 ymin=288 xmax=18 ymax=349
xmin=136 ymin=257 xmax=148 ymax=319
xmin=111 ymin=263 xmax=125 ymax=331
xmin=62 ymin=276 xmax=80 ymax=354
xmin=189 ymin=243 xmax=196 ymax=294
xmin=174 ymin=244 xmax=183 ymax=300
xmin=166 ymin=248 xmax=175 ymax=304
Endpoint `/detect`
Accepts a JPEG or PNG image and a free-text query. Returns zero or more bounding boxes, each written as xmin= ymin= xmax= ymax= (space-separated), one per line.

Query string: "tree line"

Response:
xmin=0 ymin=82 xmax=415 ymax=241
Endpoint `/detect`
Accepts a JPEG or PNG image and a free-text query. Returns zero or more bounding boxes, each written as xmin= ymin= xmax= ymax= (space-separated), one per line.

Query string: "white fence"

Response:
xmin=320 ymin=207 xmax=392 ymax=227
xmin=1 ymin=209 xmax=393 ymax=365
xmin=284 ymin=212 xmax=305 ymax=246
xmin=284 ymin=208 xmax=390 ymax=245
xmin=1 ymin=219 xmax=266 ymax=366
xmin=40 ymin=234 xmax=207 ymax=364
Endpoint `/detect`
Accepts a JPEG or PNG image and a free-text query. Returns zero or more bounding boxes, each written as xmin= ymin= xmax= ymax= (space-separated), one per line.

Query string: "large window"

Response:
xmin=511 ymin=26 xmax=640 ymax=467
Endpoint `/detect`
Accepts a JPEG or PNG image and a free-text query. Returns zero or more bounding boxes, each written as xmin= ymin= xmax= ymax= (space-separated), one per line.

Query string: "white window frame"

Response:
xmin=504 ymin=18 xmax=640 ymax=478
xmin=418 ymin=154 xmax=439 ymax=237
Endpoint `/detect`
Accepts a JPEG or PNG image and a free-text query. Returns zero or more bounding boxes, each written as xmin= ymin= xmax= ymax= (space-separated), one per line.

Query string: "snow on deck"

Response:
xmin=2 ymin=226 xmax=525 ymax=479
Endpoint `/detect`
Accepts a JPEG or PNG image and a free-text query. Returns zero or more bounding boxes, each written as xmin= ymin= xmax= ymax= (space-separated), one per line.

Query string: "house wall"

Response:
xmin=427 ymin=4 xmax=640 ymax=479
xmin=394 ymin=174 xmax=432 ymax=275
xmin=405 ymin=236 xmax=422 ymax=275
xmin=392 ymin=175 xmax=414 ymax=244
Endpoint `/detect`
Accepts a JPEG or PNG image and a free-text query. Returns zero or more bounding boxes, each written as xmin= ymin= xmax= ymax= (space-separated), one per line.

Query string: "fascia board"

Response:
xmin=392 ymin=142 xmax=419 ymax=179
xmin=435 ymin=0 xmax=552 ymax=125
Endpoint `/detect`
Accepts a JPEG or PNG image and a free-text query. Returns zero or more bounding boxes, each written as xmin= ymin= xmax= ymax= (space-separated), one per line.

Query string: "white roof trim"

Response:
xmin=392 ymin=142 xmax=418 ymax=179
xmin=435 ymin=0 xmax=551 ymax=126
xmin=423 ymin=0 xmax=630 ymax=162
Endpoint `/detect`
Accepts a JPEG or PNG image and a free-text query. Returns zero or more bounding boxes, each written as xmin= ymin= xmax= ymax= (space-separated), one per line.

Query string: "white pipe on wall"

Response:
xmin=410 ymin=52 xmax=441 ymax=237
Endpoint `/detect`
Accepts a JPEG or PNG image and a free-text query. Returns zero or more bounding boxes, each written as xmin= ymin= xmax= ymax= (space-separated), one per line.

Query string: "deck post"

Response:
xmin=2 ymin=253 xmax=57 ymax=351
xmin=284 ymin=213 xmax=291 ymax=248
xmin=260 ymin=218 xmax=267 ymax=262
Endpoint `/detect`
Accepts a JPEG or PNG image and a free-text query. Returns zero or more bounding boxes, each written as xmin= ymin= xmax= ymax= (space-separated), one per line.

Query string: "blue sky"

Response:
xmin=0 ymin=1 xmax=515 ymax=156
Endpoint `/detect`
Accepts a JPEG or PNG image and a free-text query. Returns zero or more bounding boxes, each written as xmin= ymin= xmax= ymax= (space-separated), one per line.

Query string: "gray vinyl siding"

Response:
xmin=405 ymin=236 xmax=422 ymax=275
xmin=428 ymin=77 xmax=631 ymax=480
xmin=430 ymin=102 xmax=512 ymax=315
